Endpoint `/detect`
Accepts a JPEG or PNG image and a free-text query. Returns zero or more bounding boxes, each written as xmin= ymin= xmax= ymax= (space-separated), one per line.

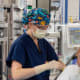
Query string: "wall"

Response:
xmin=68 ymin=0 xmax=79 ymax=22
xmin=61 ymin=0 xmax=80 ymax=24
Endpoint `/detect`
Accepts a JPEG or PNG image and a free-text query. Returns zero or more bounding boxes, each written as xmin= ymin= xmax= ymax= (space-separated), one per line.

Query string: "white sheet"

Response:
xmin=57 ymin=65 xmax=80 ymax=80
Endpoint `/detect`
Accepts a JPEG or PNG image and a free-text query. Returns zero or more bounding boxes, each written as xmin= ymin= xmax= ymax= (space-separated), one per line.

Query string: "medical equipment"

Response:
xmin=50 ymin=0 xmax=60 ymax=31
xmin=0 ymin=8 xmax=4 ymax=22
xmin=67 ymin=23 xmax=80 ymax=48
xmin=44 ymin=32 xmax=60 ymax=38
xmin=0 ymin=22 xmax=8 ymax=80
xmin=51 ymin=23 xmax=80 ymax=80
xmin=50 ymin=0 xmax=60 ymax=11
xmin=16 ymin=0 xmax=25 ymax=9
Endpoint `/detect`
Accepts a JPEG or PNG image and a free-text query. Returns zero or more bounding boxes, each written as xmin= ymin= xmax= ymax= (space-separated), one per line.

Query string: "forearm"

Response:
xmin=12 ymin=63 xmax=48 ymax=80
xmin=11 ymin=60 xmax=65 ymax=80
xmin=12 ymin=68 xmax=36 ymax=80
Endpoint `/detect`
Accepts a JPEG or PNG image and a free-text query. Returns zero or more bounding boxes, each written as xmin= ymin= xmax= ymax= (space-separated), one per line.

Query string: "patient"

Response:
xmin=57 ymin=49 xmax=80 ymax=80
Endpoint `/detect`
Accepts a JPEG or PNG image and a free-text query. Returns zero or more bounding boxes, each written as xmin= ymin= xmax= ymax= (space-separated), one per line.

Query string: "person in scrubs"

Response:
xmin=6 ymin=8 xmax=65 ymax=80
xmin=57 ymin=48 xmax=80 ymax=80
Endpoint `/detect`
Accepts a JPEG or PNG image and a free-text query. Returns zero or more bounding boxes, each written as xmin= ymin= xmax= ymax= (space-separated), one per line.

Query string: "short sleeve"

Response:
xmin=44 ymin=39 xmax=58 ymax=61
xmin=6 ymin=42 xmax=26 ymax=67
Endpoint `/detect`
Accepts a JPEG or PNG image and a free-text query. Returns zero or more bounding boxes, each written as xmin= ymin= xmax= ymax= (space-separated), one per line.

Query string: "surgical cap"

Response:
xmin=22 ymin=8 xmax=51 ymax=25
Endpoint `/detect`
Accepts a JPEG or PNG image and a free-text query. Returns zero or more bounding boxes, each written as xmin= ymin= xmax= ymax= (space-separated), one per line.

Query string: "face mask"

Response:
xmin=33 ymin=28 xmax=47 ymax=39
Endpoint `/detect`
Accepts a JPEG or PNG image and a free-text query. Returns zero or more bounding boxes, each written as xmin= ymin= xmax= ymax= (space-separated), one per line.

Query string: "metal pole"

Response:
xmin=54 ymin=11 xmax=56 ymax=31
xmin=6 ymin=7 xmax=11 ymax=80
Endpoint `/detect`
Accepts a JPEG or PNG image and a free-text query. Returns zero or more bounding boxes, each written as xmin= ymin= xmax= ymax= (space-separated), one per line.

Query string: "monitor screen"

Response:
xmin=67 ymin=24 xmax=80 ymax=48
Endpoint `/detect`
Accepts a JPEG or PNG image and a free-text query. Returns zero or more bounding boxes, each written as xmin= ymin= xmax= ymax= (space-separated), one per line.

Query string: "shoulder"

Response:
xmin=38 ymin=38 xmax=51 ymax=49
xmin=40 ymin=38 xmax=50 ymax=45
xmin=12 ymin=33 xmax=29 ymax=47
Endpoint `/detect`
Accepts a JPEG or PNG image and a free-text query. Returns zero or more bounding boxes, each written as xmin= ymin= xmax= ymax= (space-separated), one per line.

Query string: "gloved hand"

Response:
xmin=34 ymin=60 xmax=65 ymax=75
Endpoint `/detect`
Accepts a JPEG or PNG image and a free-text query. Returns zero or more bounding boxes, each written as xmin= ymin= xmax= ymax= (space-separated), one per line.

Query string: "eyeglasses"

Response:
xmin=31 ymin=22 xmax=51 ymax=30
xmin=36 ymin=24 xmax=51 ymax=30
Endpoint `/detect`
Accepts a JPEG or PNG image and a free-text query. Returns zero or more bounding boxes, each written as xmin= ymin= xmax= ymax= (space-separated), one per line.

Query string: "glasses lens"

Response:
xmin=36 ymin=25 xmax=51 ymax=30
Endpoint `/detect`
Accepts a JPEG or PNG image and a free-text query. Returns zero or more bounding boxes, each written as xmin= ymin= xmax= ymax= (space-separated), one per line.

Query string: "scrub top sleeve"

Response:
xmin=12 ymin=43 xmax=26 ymax=65
xmin=44 ymin=39 xmax=59 ymax=61
xmin=6 ymin=42 xmax=26 ymax=67
xmin=6 ymin=44 xmax=15 ymax=67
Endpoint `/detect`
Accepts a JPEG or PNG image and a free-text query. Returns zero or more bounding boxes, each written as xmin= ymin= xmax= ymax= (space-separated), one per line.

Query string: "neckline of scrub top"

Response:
xmin=24 ymin=32 xmax=42 ymax=54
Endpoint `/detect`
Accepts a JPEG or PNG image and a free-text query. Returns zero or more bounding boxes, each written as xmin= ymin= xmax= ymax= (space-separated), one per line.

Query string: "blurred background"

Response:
xmin=0 ymin=0 xmax=80 ymax=80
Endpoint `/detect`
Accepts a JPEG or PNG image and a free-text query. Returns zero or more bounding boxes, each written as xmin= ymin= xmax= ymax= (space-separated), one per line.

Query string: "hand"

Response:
xmin=34 ymin=60 xmax=65 ymax=75
xmin=47 ymin=60 xmax=65 ymax=70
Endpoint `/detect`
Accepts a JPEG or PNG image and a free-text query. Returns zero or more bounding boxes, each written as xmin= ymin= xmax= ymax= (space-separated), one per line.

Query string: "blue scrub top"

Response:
xmin=6 ymin=33 xmax=58 ymax=80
